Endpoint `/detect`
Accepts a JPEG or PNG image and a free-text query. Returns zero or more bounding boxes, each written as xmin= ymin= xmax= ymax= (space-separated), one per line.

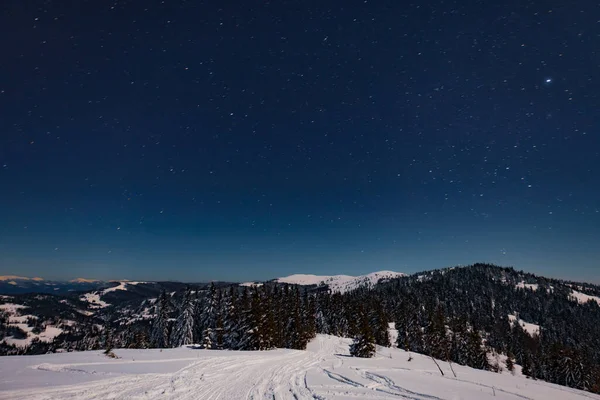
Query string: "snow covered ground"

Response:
xmin=276 ymin=271 xmax=406 ymax=293
xmin=515 ymin=282 xmax=539 ymax=291
xmin=570 ymin=289 xmax=600 ymax=306
xmin=0 ymin=335 xmax=595 ymax=400
xmin=0 ymin=303 xmax=63 ymax=347
xmin=508 ymin=314 xmax=540 ymax=336
xmin=102 ymin=281 xmax=145 ymax=294
xmin=79 ymin=292 xmax=110 ymax=308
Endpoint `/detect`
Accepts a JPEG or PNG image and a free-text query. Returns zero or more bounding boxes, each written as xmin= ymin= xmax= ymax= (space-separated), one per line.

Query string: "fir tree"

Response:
xmin=285 ymin=286 xmax=302 ymax=349
xmin=236 ymin=287 xmax=257 ymax=350
xmin=246 ymin=286 xmax=263 ymax=350
xmin=223 ymin=286 xmax=241 ymax=349
xmin=171 ymin=287 xmax=196 ymax=347
xmin=466 ymin=328 xmax=489 ymax=370
xmin=303 ymin=289 xmax=317 ymax=343
xmin=371 ymin=299 xmax=390 ymax=347
xmin=201 ymin=283 xmax=221 ymax=349
xmin=506 ymin=352 xmax=515 ymax=373
xmin=349 ymin=305 xmax=375 ymax=358
xmin=150 ymin=290 xmax=171 ymax=348
xmin=424 ymin=305 xmax=448 ymax=360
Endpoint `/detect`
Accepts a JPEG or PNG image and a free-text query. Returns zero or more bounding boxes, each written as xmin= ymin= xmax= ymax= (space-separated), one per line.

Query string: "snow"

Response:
xmin=508 ymin=314 xmax=540 ymax=336
xmin=515 ymin=282 xmax=539 ymax=291
xmin=80 ymin=282 xmax=145 ymax=308
xmin=69 ymin=278 xmax=100 ymax=283
xmin=102 ymin=281 xmax=128 ymax=293
xmin=569 ymin=289 xmax=600 ymax=305
xmin=276 ymin=270 xmax=406 ymax=293
xmin=79 ymin=293 xmax=110 ymax=308
xmin=0 ymin=303 xmax=27 ymax=313
xmin=101 ymin=281 xmax=145 ymax=294
xmin=239 ymin=282 xmax=263 ymax=287
xmin=39 ymin=326 xmax=63 ymax=342
xmin=0 ymin=275 xmax=44 ymax=281
xmin=0 ymin=334 xmax=596 ymax=400
xmin=1 ymin=311 xmax=63 ymax=348
xmin=4 ymin=324 xmax=63 ymax=348
xmin=387 ymin=322 xmax=398 ymax=347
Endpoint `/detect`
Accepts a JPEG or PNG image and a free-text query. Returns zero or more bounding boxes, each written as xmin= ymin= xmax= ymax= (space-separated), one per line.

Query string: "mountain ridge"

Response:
xmin=274 ymin=270 xmax=407 ymax=293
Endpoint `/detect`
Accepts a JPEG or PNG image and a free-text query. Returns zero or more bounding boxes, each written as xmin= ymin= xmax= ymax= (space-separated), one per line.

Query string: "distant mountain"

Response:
xmin=0 ymin=275 xmax=44 ymax=282
xmin=274 ymin=271 xmax=406 ymax=293
xmin=274 ymin=270 xmax=407 ymax=293
xmin=0 ymin=277 xmax=109 ymax=295
xmin=69 ymin=278 xmax=100 ymax=283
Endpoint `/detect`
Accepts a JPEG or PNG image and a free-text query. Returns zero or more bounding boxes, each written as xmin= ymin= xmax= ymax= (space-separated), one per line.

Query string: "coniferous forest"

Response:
xmin=2 ymin=264 xmax=600 ymax=394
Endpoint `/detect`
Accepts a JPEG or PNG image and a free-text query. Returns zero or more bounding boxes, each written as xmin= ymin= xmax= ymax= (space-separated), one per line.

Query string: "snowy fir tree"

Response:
xmin=349 ymin=305 xmax=375 ymax=358
xmin=150 ymin=290 xmax=171 ymax=348
xmin=200 ymin=283 xmax=220 ymax=349
xmin=222 ymin=285 xmax=241 ymax=349
xmin=171 ymin=287 xmax=196 ymax=347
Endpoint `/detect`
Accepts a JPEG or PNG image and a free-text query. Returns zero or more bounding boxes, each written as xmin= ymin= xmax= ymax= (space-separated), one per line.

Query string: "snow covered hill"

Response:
xmin=0 ymin=334 xmax=595 ymax=400
xmin=275 ymin=270 xmax=406 ymax=293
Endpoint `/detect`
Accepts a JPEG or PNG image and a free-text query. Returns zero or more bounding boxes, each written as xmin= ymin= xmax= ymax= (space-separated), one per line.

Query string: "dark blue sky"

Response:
xmin=1 ymin=1 xmax=599 ymax=283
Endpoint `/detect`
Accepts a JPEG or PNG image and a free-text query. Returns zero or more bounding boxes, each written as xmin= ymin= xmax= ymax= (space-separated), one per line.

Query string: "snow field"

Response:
xmin=507 ymin=314 xmax=540 ymax=336
xmin=0 ymin=335 xmax=597 ymax=400
xmin=276 ymin=271 xmax=406 ymax=293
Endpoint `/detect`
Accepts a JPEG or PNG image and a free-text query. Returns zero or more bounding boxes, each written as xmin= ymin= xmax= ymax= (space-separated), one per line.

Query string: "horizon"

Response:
xmin=1 ymin=1 xmax=599 ymax=285
xmin=1 ymin=263 xmax=599 ymax=286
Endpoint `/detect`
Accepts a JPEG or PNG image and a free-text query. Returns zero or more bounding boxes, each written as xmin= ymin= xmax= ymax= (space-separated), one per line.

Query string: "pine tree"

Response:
xmin=215 ymin=288 xmax=225 ymax=349
xmin=223 ymin=286 xmax=241 ymax=349
xmin=171 ymin=287 xmax=196 ymax=347
xmin=102 ymin=321 xmax=113 ymax=354
xmin=466 ymin=328 xmax=489 ymax=370
xmin=236 ymin=287 xmax=256 ymax=350
xmin=286 ymin=287 xmax=305 ymax=349
xmin=424 ymin=305 xmax=448 ymax=360
xmin=303 ymin=289 xmax=317 ymax=343
xmin=272 ymin=285 xmax=285 ymax=347
xmin=371 ymin=299 xmax=390 ymax=347
xmin=246 ymin=286 xmax=262 ymax=350
xmin=80 ymin=324 xmax=102 ymax=350
xmin=260 ymin=285 xmax=276 ymax=349
xmin=150 ymin=290 xmax=171 ymax=348
xmin=506 ymin=352 xmax=515 ymax=373
xmin=349 ymin=305 xmax=375 ymax=358
xmin=200 ymin=283 xmax=220 ymax=349
xmin=133 ymin=329 xmax=150 ymax=349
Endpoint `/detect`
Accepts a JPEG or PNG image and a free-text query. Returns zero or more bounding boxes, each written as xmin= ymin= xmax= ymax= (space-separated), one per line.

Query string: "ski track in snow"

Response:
xmin=0 ymin=352 xmax=323 ymax=400
xmin=1 ymin=335 xmax=598 ymax=400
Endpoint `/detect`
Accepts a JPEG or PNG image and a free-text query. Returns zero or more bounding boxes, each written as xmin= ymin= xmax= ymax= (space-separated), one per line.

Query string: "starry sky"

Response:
xmin=1 ymin=1 xmax=599 ymax=283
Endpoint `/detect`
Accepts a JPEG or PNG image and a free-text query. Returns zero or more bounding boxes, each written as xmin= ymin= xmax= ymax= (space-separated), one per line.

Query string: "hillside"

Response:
xmin=0 ymin=334 xmax=596 ymax=400
xmin=2 ymin=264 xmax=600 ymax=395
xmin=275 ymin=270 xmax=406 ymax=293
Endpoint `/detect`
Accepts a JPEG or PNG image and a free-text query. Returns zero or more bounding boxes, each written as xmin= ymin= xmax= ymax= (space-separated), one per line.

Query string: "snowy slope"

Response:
xmin=0 ymin=335 xmax=595 ymax=399
xmin=102 ymin=280 xmax=145 ymax=294
xmin=78 ymin=281 xmax=146 ymax=309
xmin=508 ymin=314 xmax=540 ymax=336
xmin=570 ymin=289 xmax=600 ymax=305
xmin=515 ymin=281 xmax=539 ymax=291
xmin=0 ymin=303 xmax=63 ymax=347
xmin=276 ymin=270 xmax=406 ymax=293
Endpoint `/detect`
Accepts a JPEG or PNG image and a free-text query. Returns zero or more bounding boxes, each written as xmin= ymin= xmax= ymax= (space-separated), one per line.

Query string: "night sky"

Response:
xmin=1 ymin=1 xmax=599 ymax=283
